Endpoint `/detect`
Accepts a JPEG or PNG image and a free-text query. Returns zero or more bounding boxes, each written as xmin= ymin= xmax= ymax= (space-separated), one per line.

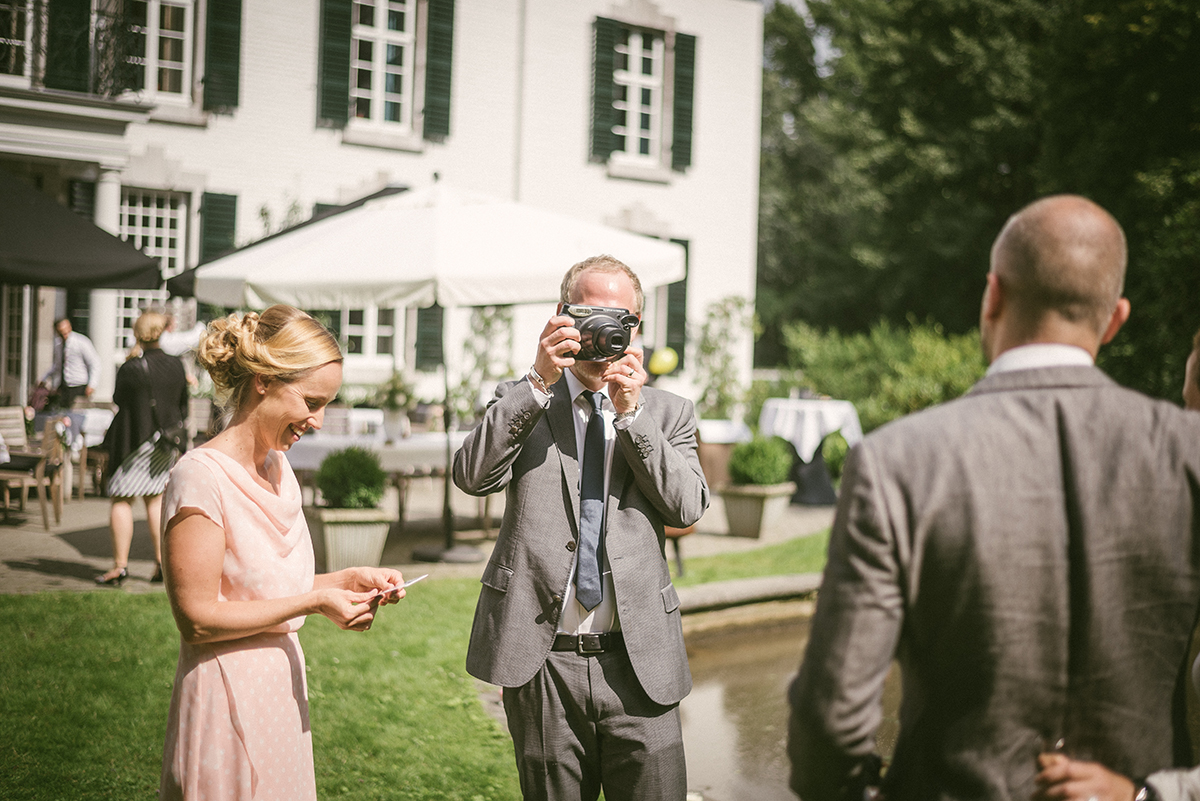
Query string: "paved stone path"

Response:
xmin=0 ymin=476 xmax=834 ymax=594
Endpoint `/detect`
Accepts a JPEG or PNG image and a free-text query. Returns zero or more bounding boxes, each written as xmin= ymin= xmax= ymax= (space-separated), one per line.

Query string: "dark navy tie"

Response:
xmin=576 ymin=390 xmax=605 ymax=611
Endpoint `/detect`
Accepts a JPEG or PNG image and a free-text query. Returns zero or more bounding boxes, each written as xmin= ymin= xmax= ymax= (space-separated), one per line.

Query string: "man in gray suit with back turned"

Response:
xmin=454 ymin=255 xmax=709 ymax=801
xmin=787 ymin=195 xmax=1200 ymax=801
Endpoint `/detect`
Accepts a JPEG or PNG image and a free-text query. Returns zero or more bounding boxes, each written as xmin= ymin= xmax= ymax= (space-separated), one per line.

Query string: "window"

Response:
xmin=592 ymin=14 xmax=696 ymax=178
xmin=350 ymin=0 xmax=414 ymax=128
xmin=376 ymin=307 xmax=395 ymax=355
xmin=612 ymin=28 xmax=663 ymax=162
xmin=0 ymin=0 xmax=221 ymax=106
xmin=126 ymin=0 xmax=193 ymax=101
xmin=310 ymin=306 xmax=397 ymax=359
xmin=116 ymin=188 xmax=188 ymax=352
xmin=0 ymin=0 xmax=30 ymax=80
xmin=121 ymin=189 xmax=186 ymax=276
xmin=319 ymin=0 xmax=454 ymax=145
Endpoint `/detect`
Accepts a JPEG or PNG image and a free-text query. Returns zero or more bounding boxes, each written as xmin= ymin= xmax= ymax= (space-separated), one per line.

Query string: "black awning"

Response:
xmin=0 ymin=169 xmax=162 ymax=289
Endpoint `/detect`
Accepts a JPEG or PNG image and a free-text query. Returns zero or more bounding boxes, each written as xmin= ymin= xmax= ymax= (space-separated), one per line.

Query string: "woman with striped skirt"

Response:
xmin=94 ymin=311 xmax=189 ymax=585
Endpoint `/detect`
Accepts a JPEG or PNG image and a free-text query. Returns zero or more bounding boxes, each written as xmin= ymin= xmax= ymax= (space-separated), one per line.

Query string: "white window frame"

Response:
xmin=0 ymin=0 xmax=33 ymax=85
xmin=349 ymin=0 xmax=416 ymax=133
xmin=115 ymin=188 xmax=188 ymax=353
xmin=123 ymin=0 xmax=194 ymax=106
xmin=611 ymin=27 xmax=664 ymax=168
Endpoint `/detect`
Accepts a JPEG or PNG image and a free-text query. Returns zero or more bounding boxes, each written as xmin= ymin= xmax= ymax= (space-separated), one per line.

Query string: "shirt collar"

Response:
xmin=986 ymin=343 xmax=1094 ymax=376
xmin=563 ymin=369 xmax=607 ymax=408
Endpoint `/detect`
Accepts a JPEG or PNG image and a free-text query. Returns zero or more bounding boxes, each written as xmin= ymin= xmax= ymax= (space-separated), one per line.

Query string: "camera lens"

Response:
xmin=578 ymin=316 xmax=628 ymax=361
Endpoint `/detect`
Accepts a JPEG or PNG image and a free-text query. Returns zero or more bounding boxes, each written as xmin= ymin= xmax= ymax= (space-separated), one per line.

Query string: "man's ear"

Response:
xmin=981 ymin=272 xmax=1004 ymax=325
xmin=1100 ymin=297 xmax=1131 ymax=346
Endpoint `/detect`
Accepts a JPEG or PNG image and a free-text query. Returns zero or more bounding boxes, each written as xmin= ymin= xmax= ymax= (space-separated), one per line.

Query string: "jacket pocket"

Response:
xmin=661 ymin=583 xmax=680 ymax=614
xmin=481 ymin=561 xmax=513 ymax=593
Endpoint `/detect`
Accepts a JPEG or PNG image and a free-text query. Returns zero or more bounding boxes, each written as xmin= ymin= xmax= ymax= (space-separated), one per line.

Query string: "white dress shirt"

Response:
xmin=986 ymin=343 xmax=1094 ymax=376
xmin=41 ymin=331 xmax=102 ymax=390
xmin=528 ymin=368 xmax=641 ymax=634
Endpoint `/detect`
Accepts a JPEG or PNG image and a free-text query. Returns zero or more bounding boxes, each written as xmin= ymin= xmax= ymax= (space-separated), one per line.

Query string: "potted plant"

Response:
xmin=374 ymin=372 xmax=414 ymax=443
xmin=307 ymin=446 xmax=392 ymax=572
xmin=719 ymin=435 xmax=796 ymax=538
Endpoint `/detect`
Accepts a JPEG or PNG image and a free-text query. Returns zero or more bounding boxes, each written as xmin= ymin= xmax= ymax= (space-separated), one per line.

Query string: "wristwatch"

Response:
xmin=614 ymin=403 xmax=641 ymax=423
xmin=1134 ymin=781 xmax=1161 ymax=801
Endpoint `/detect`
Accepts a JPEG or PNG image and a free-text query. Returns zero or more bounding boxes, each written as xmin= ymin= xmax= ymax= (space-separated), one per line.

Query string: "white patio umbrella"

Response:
xmin=193 ymin=182 xmax=686 ymax=309
xmin=192 ymin=182 xmax=686 ymax=562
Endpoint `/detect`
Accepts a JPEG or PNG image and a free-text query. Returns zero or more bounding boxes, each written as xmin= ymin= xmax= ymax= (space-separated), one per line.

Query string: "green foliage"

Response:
xmin=758 ymin=0 xmax=1200 ymax=400
xmin=784 ymin=318 xmax=985 ymax=432
xmin=448 ymin=306 xmax=514 ymax=428
xmin=316 ymin=446 xmax=387 ymax=508
xmin=744 ymin=370 xmax=804 ymax=435
xmin=822 ymin=431 xmax=850 ymax=483
xmin=728 ymin=435 xmax=793 ymax=486
xmin=695 ymin=296 xmax=756 ymax=420
xmin=0 ymin=583 xmax=523 ymax=801
xmin=374 ymin=371 xmax=415 ymax=412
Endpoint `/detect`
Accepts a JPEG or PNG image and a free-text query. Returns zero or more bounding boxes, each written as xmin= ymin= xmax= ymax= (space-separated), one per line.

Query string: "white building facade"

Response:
xmin=0 ymin=0 xmax=762 ymax=407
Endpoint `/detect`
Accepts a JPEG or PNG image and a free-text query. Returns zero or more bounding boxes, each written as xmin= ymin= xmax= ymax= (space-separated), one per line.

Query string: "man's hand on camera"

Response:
xmin=602 ymin=347 xmax=645 ymax=414
xmin=533 ymin=312 xmax=580 ymax=390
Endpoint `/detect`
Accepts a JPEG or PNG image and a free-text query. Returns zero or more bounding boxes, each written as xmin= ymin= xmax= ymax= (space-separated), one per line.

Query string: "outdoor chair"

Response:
xmin=0 ymin=410 xmax=65 ymax=530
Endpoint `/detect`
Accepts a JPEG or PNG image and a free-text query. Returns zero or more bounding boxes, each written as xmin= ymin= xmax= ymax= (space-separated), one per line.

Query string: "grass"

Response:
xmin=674 ymin=527 xmax=830 ymax=587
xmin=0 ymin=529 xmax=830 ymax=799
xmin=0 ymin=579 xmax=521 ymax=801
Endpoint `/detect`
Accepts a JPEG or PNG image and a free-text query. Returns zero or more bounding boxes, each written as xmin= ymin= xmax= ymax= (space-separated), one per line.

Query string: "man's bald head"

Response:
xmin=989 ymin=195 xmax=1127 ymax=339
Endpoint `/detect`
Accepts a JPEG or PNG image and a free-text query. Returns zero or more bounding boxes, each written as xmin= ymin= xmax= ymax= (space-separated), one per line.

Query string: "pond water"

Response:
xmin=680 ymin=615 xmax=901 ymax=801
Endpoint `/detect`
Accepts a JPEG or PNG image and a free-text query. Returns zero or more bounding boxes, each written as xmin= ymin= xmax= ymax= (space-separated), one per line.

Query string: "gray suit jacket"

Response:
xmin=789 ymin=366 xmax=1200 ymax=801
xmin=454 ymin=377 xmax=709 ymax=706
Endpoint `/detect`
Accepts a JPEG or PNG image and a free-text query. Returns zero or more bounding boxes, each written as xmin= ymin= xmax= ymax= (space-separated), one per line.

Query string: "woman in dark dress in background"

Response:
xmin=94 ymin=311 xmax=188 ymax=585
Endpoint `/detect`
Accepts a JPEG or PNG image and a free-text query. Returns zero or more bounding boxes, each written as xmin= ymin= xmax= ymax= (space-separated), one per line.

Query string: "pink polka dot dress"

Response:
xmin=159 ymin=448 xmax=318 ymax=800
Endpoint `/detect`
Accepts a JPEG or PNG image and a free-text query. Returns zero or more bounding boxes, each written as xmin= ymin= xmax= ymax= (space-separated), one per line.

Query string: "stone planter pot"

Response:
xmin=720 ymin=482 xmax=797 ymax=538
xmin=305 ymin=507 xmax=393 ymax=573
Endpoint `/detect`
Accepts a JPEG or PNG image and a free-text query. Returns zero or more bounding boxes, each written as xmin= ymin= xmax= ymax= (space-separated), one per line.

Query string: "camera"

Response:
xmin=562 ymin=304 xmax=640 ymax=361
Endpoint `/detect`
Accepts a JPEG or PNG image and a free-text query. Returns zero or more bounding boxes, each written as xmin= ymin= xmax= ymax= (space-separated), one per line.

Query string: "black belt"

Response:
xmin=552 ymin=631 xmax=624 ymax=655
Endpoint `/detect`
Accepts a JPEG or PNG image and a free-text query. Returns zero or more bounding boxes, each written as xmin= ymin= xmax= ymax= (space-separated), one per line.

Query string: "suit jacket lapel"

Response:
xmin=548 ymin=381 xmax=582 ymax=529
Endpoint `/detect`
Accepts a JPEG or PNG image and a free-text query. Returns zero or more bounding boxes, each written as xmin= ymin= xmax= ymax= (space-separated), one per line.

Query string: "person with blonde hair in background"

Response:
xmin=95 ymin=310 xmax=188 ymax=585
xmin=158 ymin=304 xmax=407 ymax=801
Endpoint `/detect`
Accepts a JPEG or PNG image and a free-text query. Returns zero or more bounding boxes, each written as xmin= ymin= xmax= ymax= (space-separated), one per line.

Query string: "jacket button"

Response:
xmin=566 ymin=541 xmax=576 ymax=552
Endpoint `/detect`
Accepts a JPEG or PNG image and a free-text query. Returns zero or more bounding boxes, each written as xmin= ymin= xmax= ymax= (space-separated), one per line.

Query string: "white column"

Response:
xmin=89 ymin=167 xmax=123 ymax=402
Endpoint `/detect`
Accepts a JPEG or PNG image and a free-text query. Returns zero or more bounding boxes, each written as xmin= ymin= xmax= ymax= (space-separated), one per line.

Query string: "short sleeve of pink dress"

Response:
xmin=159 ymin=448 xmax=319 ymax=801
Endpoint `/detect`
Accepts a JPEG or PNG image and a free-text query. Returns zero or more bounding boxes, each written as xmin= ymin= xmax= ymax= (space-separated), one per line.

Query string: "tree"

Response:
xmin=758 ymin=0 xmax=1200 ymax=400
xmin=757 ymin=0 xmax=1047 ymax=364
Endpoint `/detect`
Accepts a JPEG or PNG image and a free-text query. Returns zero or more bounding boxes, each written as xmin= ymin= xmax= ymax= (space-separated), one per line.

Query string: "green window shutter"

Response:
xmin=204 ymin=0 xmax=242 ymax=110
xmin=415 ymin=304 xmax=444 ymax=371
xmin=44 ymin=0 xmax=91 ymax=92
xmin=665 ymin=239 xmax=689 ymax=369
xmin=318 ymin=0 xmax=352 ymax=125
xmin=671 ymin=33 xmax=696 ymax=171
xmin=590 ymin=17 xmax=619 ymax=162
xmin=423 ymin=0 xmax=455 ymax=140
xmin=200 ymin=193 xmax=238 ymax=263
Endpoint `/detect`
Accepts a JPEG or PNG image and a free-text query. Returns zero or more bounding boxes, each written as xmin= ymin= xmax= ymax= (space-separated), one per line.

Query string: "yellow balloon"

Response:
xmin=648 ymin=347 xmax=679 ymax=375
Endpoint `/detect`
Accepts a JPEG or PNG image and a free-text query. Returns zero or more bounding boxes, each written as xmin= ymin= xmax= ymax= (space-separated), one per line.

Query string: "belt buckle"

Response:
xmin=576 ymin=632 xmax=603 ymax=655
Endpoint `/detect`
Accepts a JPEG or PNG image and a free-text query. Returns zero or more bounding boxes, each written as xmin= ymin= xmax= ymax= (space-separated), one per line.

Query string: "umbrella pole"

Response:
xmin=413 ymin=364 xmax=483 ymax=564
xmin=442 ymin=363 xmax=455 ymax=550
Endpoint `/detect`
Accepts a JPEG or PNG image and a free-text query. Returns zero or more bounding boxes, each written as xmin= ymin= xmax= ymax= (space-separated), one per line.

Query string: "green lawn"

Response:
xmin=0 ymin=579 xmax=520 ymax=801
xmin=674 ymin=527 xmax=830 ymax=587
xmin=0 ymin=529 xmax=829 ymax=799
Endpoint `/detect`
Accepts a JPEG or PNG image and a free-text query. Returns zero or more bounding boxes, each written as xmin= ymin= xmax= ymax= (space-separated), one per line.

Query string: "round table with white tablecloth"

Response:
xmin=758 ymin=398 xmax=864 ymax=505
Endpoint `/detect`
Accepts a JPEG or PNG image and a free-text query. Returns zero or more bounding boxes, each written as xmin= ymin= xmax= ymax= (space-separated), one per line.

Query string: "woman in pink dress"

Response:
xmin=159 ymin=305 xmax=406 ymax=800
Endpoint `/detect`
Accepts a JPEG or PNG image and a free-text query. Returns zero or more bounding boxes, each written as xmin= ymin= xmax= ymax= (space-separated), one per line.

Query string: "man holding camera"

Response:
xmin=454 ymin=254 xmax=709 ymax=801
